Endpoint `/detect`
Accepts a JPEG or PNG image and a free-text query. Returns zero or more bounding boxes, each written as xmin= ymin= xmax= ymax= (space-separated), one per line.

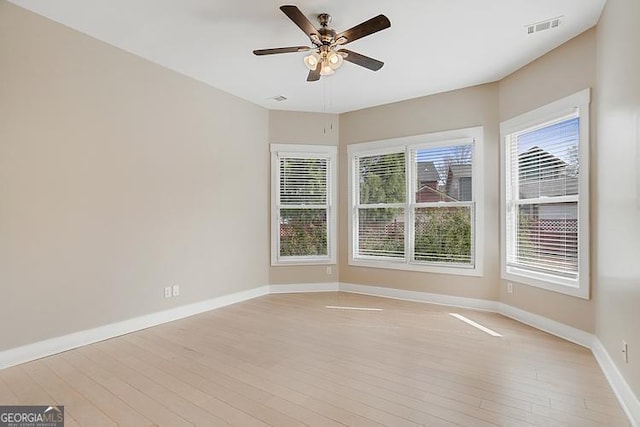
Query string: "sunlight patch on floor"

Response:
xmin=449 ymin=313 xmax=502 ymax=336
xmin=325 ymin=305 xmax=383 ymax=311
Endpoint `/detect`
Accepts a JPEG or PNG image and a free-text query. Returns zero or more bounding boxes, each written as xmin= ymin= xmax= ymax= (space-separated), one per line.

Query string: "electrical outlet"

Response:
xmin=164 ymin=287 xmax=172 ymax=298
xmin=326 ymin=266 xmax=332 ymax=275
xmin=622 ymin=341 xmax=629 ymax=363
xmin=172 ymin=285 xmax=180 ymax=297
xmin=507 ymin=282 xmax=513 ymax=294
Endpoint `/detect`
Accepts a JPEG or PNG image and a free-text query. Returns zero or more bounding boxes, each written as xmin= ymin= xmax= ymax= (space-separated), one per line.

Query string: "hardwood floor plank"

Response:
xmin=548 ymin=397 xmax=630 ymax=425
xmin=106 ymin=338 xmax=270 ymax=427
xmin=60 ymin=350 xmax=193 ymax=427
xmin=43 ymin=355 xmax=156 ymax=427
xmin=21 ymin=361 xmax=118 ymax=427
xmin=0 ymin=375 xmax=20 ymax=404
xmin=1 ymin=365 xmax=55 ymax=405
xmin=0 ymin=292 xmax=630 ymax=426
xmin=149 ymin=305 xmax=526 ymax=426
xmin=118 ymin=335 xmax=309 ymax=427
xmin=80 ymin=345 xmax=232 ymax=426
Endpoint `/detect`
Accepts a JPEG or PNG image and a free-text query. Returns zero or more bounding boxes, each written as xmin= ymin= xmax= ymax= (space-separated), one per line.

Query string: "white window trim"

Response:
xmin=270 ymin=144 xmax=337 ymax=266
xmin=347 ymin=126 xmax=484 ymax=277
xmin=500 ymin=89 xmax=590 ymax=299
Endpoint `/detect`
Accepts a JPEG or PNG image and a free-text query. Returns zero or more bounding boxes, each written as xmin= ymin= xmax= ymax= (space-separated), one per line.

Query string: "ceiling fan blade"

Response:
xmin=280 ymin=5 xmax=320 ymax=41
xmin=338 ymin=49 xmax=384 ymax=71
xmin=307 ymin=62 xmax=321 ymax=82
xmin=335 ymin=14 xmax=391 ymax=45
xmin=253 ymin=46 xmax=311 ymax=56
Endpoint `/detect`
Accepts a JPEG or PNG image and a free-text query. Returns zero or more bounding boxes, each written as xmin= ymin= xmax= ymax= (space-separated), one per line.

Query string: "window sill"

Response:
xmin=350 ymin=258 xmax=482 ymax=277
xmin=503 ymin=267 xmax=589 ymax=299
xmin=272 ymin=257 xmax=335 ymax=267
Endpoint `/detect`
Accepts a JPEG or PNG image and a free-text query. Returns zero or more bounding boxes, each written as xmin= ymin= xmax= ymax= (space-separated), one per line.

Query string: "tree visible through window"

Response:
xmin=271 ymin=145 xmax=336 ymax=265
xmin=279 ymin=158 xmax=328 ymax=257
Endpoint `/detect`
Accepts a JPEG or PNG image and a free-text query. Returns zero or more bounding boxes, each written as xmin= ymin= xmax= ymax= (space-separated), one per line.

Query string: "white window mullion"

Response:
xmin=407 ymin=148 xmax=416 ymax=263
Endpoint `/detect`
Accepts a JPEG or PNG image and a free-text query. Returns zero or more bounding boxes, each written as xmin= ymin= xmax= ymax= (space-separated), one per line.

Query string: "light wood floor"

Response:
xmin=0 ymin=292 xmax=630 ymax=426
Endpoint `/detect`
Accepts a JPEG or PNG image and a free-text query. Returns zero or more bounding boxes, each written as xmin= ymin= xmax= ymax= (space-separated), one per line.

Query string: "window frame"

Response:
xmin=270 ymin=144 xmax=337 ymax=266
xmin=500 ymin=89 xmax=590 ymax=299
xmin=348 ymin=127 xmax=484 ymax=276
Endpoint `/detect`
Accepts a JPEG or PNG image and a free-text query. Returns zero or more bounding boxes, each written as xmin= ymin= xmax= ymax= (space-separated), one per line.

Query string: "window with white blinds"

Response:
xmin=271 ymin=145 xmax=337 ymax=265
xmin=412 ymin=143 xmax=474 ymax=265
xmin=501 ymin=89 xmax=590 ymax=298
xmin=349 ymin=127 xmax=483 ymax=275
xmin=356 ymin=151 xmax=406 ymax=258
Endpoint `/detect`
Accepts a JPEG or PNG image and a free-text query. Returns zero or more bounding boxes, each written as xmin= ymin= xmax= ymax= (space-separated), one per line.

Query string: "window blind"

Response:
xmin=507 ymin=116 xmax=579 ymax=278
xmin=280 ymin=158 xmax=327 ymax=205
xmin=278 ymin=157 xmax=329 ymax=257
xmin=356 ymin=152 xmax=406 ymax=258
xmin=412 ymin=144 xmax=474 ymax=265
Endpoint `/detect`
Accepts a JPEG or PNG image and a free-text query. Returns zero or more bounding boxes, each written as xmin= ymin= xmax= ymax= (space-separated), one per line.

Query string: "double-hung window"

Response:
xmin=501 ymin=89 xmax=590 ymax=298
xmin=348 ymin=127 xmax=483 ymax=275
xmin=271 ymin=144 xmax=337 ymax=265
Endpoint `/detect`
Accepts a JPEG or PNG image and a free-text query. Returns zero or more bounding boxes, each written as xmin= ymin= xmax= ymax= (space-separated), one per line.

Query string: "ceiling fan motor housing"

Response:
xmin=318 ymin=26 xmax=337 ymax=45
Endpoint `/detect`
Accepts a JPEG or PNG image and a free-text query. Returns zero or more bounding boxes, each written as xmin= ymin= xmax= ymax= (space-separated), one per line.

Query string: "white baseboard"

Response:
xmin=339 ymin=282 xmax=500 ymax=312
xmin=0 ymin=285 xmax=269 ymax=370
xmin=592 ymin=339 xmax=640 ymax=427
xmin=498 ymin=302 xmax=595 ymax=348
xmin=269 ymin=282 xmax=339 ymax=293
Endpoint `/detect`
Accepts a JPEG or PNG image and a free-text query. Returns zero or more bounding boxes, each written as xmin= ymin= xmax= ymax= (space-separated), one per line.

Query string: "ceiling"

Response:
xmin=9 ymin=0 xmax=606 ymax=113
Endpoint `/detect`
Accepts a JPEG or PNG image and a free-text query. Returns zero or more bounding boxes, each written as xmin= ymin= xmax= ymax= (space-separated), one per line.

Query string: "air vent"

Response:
xmin=526 ymin=16 xmax=562 ymax=35
xmin=270 ymin=95 xmax=288 ymax=102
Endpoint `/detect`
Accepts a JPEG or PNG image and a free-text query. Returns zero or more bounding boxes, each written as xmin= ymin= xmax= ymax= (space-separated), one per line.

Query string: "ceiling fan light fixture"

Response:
xmin=303 ymin=52 xmax=321 ymax=70
xmin=327 ymin=50 xmax=343 ymax=70
xmin=320 ymin=62 xmax=335 ymax=76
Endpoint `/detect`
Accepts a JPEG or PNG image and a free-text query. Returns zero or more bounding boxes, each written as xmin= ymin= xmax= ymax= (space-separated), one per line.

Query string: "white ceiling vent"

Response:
xmin=526 ymin=17 xmax=562 ymax=35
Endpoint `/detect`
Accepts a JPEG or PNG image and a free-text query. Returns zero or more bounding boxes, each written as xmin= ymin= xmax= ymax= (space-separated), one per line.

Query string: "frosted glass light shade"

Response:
xmin=303 ymin=53 xmax=321 ymax=70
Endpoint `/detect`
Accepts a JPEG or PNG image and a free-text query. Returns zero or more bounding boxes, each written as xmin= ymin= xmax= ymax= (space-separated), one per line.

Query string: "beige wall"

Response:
xmin=498 ymin=28 xmax=598 ymax=120
xmin=0 ymin=3 xmax=269 ymax=350
xmin=268 ymin=110 xmax=339 ymax=284
xmin=339 ymin=84 xmax=501 ymax=301
xmin=498 ymin=29 xmax=597 ymax=332
xmin=594 ymin=0 xmax=640 ymax=399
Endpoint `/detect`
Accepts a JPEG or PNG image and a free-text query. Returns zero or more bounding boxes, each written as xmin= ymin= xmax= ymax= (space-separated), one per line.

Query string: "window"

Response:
xmin=348 ymin=127 xmax=484 ymax=275
xmin=271 ymin=144 xmax=337 ymax=265
xmin=501 ymin=89 xmax=590 ymax=298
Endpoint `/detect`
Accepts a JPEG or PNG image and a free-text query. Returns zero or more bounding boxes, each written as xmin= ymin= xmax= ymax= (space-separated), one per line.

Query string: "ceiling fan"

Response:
xmin=253 ymin=5 xmax=391 ymax=82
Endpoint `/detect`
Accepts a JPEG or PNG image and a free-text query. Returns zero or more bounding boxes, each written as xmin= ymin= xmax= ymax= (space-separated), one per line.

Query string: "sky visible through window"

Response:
xmin=416 ymin=144 xmax=473 ymax=185
xmin=415 ymin=145 xmax=472 ymax=163
xmin=517 ymin=117 xmax=579 ymax=162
